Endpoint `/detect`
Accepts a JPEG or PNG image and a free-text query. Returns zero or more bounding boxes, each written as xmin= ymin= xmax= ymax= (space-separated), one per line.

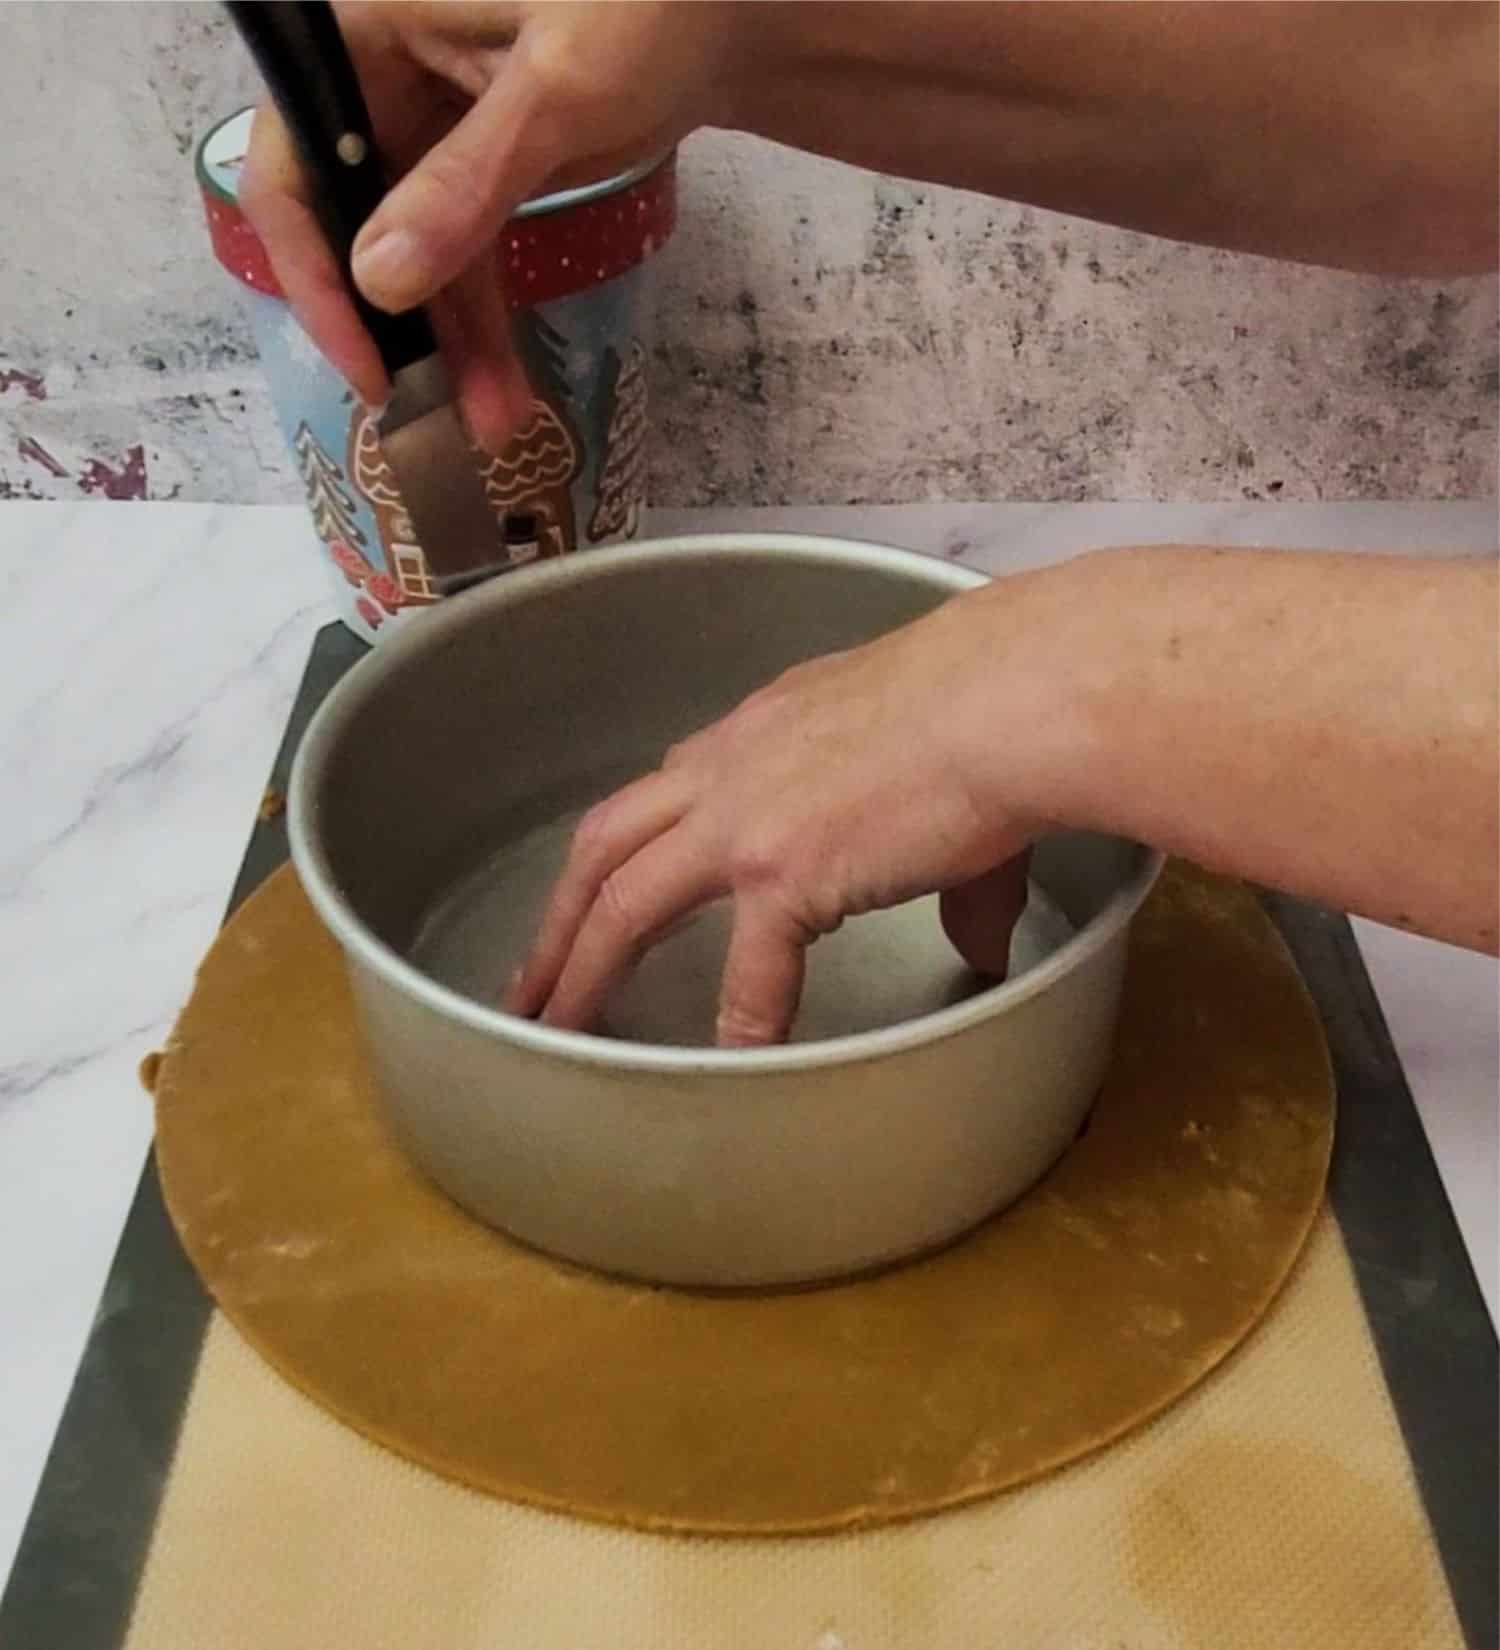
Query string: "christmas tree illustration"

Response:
xmin=514 ymin=310 xmax=576 ymax=424
xmin=294 ymin=421 xmax=365 ymax=550
xmin=588 ymin=342 xmax=647 ymax=542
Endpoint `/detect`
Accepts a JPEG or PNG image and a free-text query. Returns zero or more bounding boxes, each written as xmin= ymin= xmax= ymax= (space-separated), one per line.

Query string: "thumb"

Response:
xmin=939 ymin=853 xmax=1032 ymax=980
xmin=351 ymin=72 xmax=557 ymax=313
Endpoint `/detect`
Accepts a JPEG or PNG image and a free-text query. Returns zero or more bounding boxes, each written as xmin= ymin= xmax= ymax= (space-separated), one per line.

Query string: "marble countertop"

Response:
xmin=2 ymin=500 xmax=1495 ymax=1591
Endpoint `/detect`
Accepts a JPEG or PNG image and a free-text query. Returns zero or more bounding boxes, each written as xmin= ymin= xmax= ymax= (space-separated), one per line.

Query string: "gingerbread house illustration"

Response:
xmin=477 ymin=399 xmax=581 ymax=563
xmin=347 ymin=409 xmax=439 ymax=603
xmin=348 ymin=396 xmax=582 ymax=592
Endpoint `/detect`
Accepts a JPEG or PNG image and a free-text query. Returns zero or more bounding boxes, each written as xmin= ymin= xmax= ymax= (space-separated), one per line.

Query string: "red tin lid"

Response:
xmin=197 ymin=108 xmax=675 ymax=309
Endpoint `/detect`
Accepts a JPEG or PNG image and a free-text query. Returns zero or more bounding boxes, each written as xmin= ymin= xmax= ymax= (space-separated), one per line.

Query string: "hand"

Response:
xmin=505 ymin=585 xmax=1057 ymax=1046
xmin=504 ymin=542 xmax=1500 ymax=1043
xmin=238 ymin=1 xmax=740 ymax=448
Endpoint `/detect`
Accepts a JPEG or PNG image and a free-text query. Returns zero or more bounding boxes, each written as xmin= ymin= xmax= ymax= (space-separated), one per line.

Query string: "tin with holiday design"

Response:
xmin=198 ymin=107 xmax=672 ymax=644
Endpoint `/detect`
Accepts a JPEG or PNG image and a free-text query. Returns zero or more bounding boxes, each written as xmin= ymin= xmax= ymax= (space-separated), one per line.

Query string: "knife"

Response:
xmin=226 ymin=0 xmax=507 ymax=594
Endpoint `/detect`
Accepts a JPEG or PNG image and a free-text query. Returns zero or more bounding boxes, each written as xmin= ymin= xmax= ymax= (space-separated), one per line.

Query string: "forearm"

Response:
xmin=733 ymin=2 xmax=1498 ymax=274
xmin=977 ymin=547 xmax=1499 ymax=950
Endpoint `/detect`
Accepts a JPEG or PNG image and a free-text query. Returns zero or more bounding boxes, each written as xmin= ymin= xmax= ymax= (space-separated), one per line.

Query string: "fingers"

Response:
xmin=426 ymin=245 xmax=534 ymax=453
xmin=539 ymin=829 xmax=722 ymax=1032
xmin=716 ymin=901 xmax=809 ymax=1048
xmin=351 ymin=59 xmax=561 ymax=314
xmin=504 ymin=769 xmax=812 ymax=1045
xmin=239 ymin=103 xmax=390 ymax=407
xmin=939 ymin=853 xmax=1033 ymax=979
xmin=245 ymin=99 xmax=528 ymax=449
xmin=504 ymin=773 xmax=694 ymax=1018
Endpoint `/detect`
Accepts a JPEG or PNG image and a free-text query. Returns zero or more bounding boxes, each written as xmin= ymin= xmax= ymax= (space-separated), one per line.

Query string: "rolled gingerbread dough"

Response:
xmin=151 ymin=861 xmax=1333 ymax=1534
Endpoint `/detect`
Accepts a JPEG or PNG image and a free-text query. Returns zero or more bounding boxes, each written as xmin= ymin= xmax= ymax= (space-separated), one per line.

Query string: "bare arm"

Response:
xmin=972 ymin=547 xmax=1499 ymax=949
xmin=511 ymin=549 xmax=1499 ymax=1043
xmin=736 ymin=2 xmax=1500 ymax=275
xmin=240 ymin=1 xmax=1497 ymax=424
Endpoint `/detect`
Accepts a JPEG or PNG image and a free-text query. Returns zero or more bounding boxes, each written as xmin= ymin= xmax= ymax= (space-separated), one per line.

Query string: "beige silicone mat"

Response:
xmin=122 ymin=1209 xmax=1459 ymax=1648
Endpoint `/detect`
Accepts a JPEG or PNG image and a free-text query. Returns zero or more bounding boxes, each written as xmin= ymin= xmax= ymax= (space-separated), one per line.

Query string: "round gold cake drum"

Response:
xmin=151 ymin=861 xmax=1333 ymax=1535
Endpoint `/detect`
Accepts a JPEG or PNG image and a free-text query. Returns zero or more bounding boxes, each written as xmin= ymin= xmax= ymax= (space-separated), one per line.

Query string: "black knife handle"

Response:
xmin=225 ymin=0 xmax=436 ymax=374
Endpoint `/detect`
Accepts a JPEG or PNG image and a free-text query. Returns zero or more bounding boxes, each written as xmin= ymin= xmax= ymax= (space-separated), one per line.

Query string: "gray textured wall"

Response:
xmin=2 ymin=2 xmax=1495 ymax=505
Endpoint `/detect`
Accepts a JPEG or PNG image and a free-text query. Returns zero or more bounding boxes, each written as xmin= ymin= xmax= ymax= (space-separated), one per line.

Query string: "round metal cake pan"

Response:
xmin=289 ymin=534 xmax=1162 ymax=1288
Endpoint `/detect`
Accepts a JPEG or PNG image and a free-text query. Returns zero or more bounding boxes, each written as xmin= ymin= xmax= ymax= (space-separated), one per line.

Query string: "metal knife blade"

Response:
xmin=378 ymin=356 xmax=510 ymax=594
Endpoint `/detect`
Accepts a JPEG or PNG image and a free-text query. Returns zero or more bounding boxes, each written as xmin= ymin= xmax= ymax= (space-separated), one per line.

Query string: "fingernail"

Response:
xmin=352 ymin=228 xmax=426 ymax=310
xmin=715 ymin=1009 xmax=775 ymax=1049
xmin=500 ymin=967 xmax=525 ymax=1012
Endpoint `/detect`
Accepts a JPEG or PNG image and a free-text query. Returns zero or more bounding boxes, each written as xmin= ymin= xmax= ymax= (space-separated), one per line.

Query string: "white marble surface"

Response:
xmin=1 ymin=501 xmax=1495 ymax=1594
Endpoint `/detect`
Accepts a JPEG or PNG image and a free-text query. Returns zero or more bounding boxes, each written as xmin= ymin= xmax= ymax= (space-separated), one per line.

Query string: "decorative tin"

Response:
xmin=198 ymin=107 xmax=673 ymax=643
